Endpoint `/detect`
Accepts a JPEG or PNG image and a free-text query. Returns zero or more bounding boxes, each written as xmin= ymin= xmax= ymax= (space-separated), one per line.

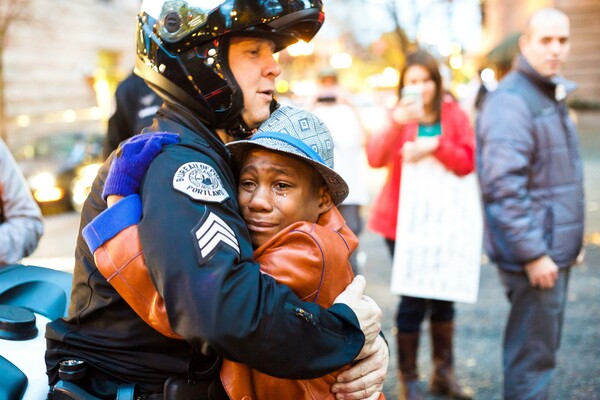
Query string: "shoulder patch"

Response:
xmin=193 ymin=212 xmax=240 ymax=263
xmin=173 ymin=162 xmax=229 ymax=203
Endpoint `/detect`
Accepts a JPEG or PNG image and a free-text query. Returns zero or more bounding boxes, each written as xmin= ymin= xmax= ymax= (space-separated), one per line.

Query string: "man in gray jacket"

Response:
xmin=0 ymin=138 xmax=43 ymax=266
xmin=476 ymin=8 xmax=584 ymax=400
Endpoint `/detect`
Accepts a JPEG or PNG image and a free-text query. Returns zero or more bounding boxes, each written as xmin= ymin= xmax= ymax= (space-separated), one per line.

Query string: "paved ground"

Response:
xmin=360 ymin=111 xmax=600 ymax=399
xmin=362 ymin=234 xmax=600 ymax=399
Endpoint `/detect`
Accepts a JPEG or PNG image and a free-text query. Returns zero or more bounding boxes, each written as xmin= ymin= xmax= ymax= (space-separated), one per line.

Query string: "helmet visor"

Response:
xmin=141 ymin=0 xmax=323 ymax=47
xmin=141 ymin=0 xmax=226 ymax=43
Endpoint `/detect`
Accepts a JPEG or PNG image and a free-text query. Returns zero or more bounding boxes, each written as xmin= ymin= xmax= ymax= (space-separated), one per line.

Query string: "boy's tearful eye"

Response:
xmin=240 ymin=179 xmax=257 ymax=193
xmin=272 ymin=182 xmax=291 ymax=197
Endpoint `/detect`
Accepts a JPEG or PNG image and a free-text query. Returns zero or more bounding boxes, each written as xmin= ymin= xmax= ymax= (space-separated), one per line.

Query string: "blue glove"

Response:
xmin=102 ymin=132 xmax=179 ymax=200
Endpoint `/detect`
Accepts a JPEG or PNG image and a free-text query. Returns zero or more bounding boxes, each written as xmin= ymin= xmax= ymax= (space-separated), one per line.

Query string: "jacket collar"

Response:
xmin=316 ymin=207 xmax=347 ymax=232
xmin=515 ymin=55 xmax=577 ymax=101
xmin=154 ymin=103 xmax=231 ymax=162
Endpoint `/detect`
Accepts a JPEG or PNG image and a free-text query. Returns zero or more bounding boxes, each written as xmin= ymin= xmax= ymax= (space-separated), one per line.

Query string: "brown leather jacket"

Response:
xmin=220 ymin=207 xmax=356 ymax=400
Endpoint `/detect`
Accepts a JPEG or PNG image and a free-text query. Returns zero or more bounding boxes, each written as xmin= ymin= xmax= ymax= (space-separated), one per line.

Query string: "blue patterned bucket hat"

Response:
xmin=227 ymin=105 xmax=349 ymax=205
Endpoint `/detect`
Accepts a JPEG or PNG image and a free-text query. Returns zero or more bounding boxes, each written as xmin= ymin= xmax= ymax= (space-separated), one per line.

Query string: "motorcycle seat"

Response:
xmin=0 ymin=264 xmax=73 ymax=320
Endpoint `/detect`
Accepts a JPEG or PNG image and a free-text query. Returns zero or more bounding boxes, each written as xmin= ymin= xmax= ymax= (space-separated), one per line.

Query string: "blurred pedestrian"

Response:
xmin=476 ymin=8 xmax=584 ymax=400
xmin=102 ymin=71 xmax=162 ymax=159
xmin=0 ymin=138 xmax=44 ymax=266
xmin=366 ymin=50 xmax=475 ymax=400
xmin=461 ymin=68 xmax=498 ymax=122
xmin=45 ymin=1 xmax=388 ymax=399
xmin=311 ymin=67 xmax=369 ymax=275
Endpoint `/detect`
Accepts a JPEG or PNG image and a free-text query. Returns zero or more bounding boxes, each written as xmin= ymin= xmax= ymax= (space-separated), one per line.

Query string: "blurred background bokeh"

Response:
xmin=2 ymin=0 xmax=599 ymax=215
xmin=2 ymin=0 xmax=599 ymax=146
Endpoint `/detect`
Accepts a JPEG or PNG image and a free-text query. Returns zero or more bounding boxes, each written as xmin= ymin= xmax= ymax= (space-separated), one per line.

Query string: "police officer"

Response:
xmin=45 ymin=1 xmax=388 ymax=399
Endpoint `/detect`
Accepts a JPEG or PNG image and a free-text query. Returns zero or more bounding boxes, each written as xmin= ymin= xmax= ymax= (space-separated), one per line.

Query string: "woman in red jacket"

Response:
xmin=366 ymin=50 xmax=474 ymax=400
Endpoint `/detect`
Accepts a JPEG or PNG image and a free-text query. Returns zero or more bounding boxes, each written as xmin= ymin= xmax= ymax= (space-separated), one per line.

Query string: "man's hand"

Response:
xmin=330 ymin=335 xmax=389 ymax=399
xmin=576 ymin=248 xmax=585 ymax=265
xmin=524 ymin=255 xmax=559 ymax=289
xmin=333 ymin=275 xmax=382 ymax=345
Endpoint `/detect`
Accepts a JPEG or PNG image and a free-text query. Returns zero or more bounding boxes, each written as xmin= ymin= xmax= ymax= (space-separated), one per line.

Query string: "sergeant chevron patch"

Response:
xmin=194 ymin=212 xmax=240 ymax=261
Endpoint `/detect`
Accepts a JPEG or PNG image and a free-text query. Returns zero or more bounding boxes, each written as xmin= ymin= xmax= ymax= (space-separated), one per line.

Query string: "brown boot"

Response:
xmin=396 ymin=332 xmax=424 ymax=400
xmin=429 ymin=321 xmax=474 ymax=399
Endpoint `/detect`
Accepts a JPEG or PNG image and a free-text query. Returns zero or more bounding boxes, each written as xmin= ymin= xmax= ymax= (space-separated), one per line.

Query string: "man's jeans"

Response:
xmin=499 ymin=267 xmax=570 ymax=400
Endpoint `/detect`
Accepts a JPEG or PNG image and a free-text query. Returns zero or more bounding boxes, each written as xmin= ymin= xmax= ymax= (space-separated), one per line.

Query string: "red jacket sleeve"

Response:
xmin=434 ymin=101 xmax=475 ymax=176
xmin=366 ymin=109 xmax=414 ymax=168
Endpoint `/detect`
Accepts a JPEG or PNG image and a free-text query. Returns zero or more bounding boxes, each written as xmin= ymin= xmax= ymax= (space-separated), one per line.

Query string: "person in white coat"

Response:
xmin=312 ymin=67 xmax=369 ymax=275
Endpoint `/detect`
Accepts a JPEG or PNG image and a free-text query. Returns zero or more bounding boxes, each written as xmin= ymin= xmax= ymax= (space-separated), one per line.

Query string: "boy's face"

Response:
xmin=238 ymin=148 xmax=331 ymax=247
xmin=228 ymin=37 xmax=282 ymax=130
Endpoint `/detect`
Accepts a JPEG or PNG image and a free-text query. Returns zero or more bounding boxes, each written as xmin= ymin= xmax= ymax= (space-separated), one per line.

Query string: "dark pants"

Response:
xmin=499 ymin=267 xmax=570 ymax=400
xmin=385 ymin=239 xmax=455 ymax=333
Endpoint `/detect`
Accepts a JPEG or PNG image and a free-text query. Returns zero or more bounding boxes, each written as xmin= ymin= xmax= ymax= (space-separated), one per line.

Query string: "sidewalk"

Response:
xmin=363 ymin=234 xmax=600 ymax=399
xmin=361 ymin=110 xmax=600 ymax=399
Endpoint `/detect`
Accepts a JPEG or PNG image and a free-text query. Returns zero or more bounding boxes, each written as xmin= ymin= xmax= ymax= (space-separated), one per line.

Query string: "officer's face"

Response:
xmin=238 ymin=149 xmax=332 ymax=247
xmin=519 ymin=12 xmax=571 ymax=78
xmin=229 ymin=37 xmax=282 ymax=130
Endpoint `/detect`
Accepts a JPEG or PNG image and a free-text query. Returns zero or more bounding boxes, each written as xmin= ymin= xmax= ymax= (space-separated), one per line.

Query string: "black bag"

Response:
xmin=163 ymin=377 xmax=212 ymax=400
xmin=163 ymin=354 xmax=227 ymax=400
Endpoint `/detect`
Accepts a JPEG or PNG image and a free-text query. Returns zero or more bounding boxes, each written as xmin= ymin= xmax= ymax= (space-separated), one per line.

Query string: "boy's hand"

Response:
xmin=102 ymin=133 xmax=179 ymax=200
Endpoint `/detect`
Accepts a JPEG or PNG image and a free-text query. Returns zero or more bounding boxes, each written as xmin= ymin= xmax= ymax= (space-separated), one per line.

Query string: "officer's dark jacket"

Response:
xmin=45 ymin=104 xmax=364 ymax=394
xmin=476 ymin=55 xmax=585 ymax=272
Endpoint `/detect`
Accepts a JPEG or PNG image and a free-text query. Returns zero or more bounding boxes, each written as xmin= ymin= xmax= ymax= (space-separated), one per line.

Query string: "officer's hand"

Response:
xmin=333 ymin=275 xmax=382 ymax=346
xmin=103 ymin=133 xmax=179 ymax=200
xmin=331 ymin=334 xmax=388 ymax=399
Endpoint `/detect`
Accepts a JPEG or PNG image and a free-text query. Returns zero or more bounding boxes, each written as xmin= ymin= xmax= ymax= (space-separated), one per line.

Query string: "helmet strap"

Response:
xmin=225 ymin=99 xmax=280 ymax=140
xmin=225 ymin=119 xmax=255 ymax=140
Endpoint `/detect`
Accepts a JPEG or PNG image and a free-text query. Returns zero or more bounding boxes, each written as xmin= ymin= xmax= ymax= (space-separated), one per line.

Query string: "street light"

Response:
xmin=329 ymin=52 xmax=353 ymax=69
xmin=286 ymin=40 xmax=314 ymax=57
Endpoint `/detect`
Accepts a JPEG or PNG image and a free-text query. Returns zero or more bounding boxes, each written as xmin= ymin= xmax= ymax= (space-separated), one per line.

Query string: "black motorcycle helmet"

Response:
xmin=135 ymin=0 xmax=324 ymax=137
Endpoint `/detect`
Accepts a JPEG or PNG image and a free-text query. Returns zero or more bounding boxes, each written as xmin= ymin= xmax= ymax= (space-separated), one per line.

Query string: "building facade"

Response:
xmin=482 ymin=0 xmax=600 ymax=103
xmin=4 ymin=0 xmax=138 ymax=143
xmin=4 ymin=0 xmax=598 ymax=145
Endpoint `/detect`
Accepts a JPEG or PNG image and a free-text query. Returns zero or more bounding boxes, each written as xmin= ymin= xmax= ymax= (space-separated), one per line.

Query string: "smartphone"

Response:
xmin=401 ymin=85 xmax=423 ymax=112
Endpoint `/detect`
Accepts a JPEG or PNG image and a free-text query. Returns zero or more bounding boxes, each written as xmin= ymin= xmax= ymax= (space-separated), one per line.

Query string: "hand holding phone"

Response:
xmin=401 ymin=85 xmax=424 ymax=113
xmin=393 ymin=85 xmax=424 ymax=123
